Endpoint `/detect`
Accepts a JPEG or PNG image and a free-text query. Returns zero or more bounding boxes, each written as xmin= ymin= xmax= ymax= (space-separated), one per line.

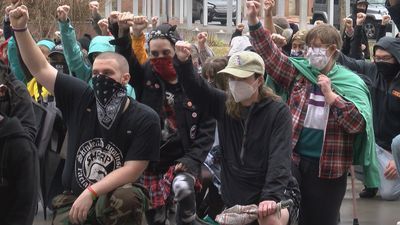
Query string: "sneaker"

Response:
xmin=359 ymin=187 xmax=378 ymax=198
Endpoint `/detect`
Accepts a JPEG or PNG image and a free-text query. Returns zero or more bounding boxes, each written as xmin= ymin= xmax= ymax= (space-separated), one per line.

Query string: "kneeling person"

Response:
xmin=10 ymin=5 xmax=161 ymax=225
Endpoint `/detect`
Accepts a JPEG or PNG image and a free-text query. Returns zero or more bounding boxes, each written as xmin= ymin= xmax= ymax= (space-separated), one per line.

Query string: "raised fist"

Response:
xmin=271 ymin=33 xmax=287 ymax=48
xmin=57 ymin=5 xmax=70 ymax=22
xmin=9 ymin=5 xmax=29 ymax=29
xmin=151 ymin=16 xmax=159 ymax=27
xmin=109 ymin=11 xmax=121 ymax=25
xmin=118 ymin=12 xmax=134 ymax=31
xmin=132 ymin=16 xmax=149 ymax=36
xmin=264 ymin=0 xmax=275 ymax=15
xmin=5 ymin=0 xmax=22 ymax=16
xmin=197 ymin=32 xmax=208 ymax=46
xmin=382 ymin=15 xmax=391 ymax=26
xmin=343 ymin=18 xmax=353 ymax=29
xmin=246 ymin=0 xmax=261 ymax=25
xmin=237 ymin=23 xmax=245 ymax=31
xmin=175 ymin=41 xmax=192 ymax=62
xmin=98 ymin=18 xmax=109 ymax=35
xmin=356 ymin=13 xmax=366 ymax=26
xmin=89 ymin=1 xmax=100 ymax=12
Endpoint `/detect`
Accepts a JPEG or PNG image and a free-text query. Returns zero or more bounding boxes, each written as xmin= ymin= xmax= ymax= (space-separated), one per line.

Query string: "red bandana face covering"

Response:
xmin=150 ymin=57 xmax=177 ymax=82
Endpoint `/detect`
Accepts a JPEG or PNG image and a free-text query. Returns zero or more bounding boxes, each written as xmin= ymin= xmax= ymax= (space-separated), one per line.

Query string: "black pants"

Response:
xmin=293 ymin=157 xmax=347 ymax=225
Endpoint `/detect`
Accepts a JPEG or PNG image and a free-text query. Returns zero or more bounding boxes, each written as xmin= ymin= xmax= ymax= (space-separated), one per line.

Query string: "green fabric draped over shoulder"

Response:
xmin=267 ymin=57 xmax=379 ymax=188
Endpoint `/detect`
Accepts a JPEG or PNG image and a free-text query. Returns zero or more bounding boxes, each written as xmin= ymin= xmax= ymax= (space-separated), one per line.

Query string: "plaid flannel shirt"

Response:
xmin=142 ymin=166 xmax=175 ymax=209
xmin=249 ymin=22 xmax=366 ymax=179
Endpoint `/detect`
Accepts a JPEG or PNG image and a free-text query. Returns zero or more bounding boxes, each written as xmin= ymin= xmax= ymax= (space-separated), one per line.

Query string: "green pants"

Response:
xmin=52 ymin=184 xmax=148 ymax=225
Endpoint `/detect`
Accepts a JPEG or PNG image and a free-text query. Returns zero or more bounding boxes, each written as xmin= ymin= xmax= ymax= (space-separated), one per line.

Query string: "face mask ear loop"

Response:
xmin=325 ymin=46 xmax=337 ymax=70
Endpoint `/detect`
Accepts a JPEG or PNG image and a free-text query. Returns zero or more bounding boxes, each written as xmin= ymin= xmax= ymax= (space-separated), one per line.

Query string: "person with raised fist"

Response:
xmin=111 ymin=13 xmax=216 ymax=225
xmin=9 ymin=5 xmax=161 ymax=225
xmin=341 ymin=0 xmax=371 ymax=60
xmin=174 ymin=39 xmax=300 ymax=225
xmin=247 ymin=1 xmax=376 ymax=225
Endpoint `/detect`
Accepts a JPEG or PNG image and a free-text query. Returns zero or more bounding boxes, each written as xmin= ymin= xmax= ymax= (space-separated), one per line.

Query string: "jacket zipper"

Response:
xmin=239 ymin=108 xmax=252 ymax=166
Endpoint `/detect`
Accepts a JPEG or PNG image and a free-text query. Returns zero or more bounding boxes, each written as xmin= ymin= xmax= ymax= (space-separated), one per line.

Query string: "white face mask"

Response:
xmin=228 ymin=79 xmax=258 ymax=103
xmin=306 ymin=47 xmax=330 ymax=70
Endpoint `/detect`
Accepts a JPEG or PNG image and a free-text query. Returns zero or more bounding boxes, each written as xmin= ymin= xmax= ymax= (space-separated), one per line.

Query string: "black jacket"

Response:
xmin=0 ymin=116 xmax=38 ymax=225
xmin=342 ymin=25 xmax=371 ymax=60
xmin=338 ymin=36 xmax=400 ymax=151
xmin=0 ymin=62 xmax=36 ymax=141
xmin=175 ymin=57 xmax=295 ymax=206
xmin=113 ymin=36 xmax=215 ymax=176
xmin=386 ymin=0 xmax=400 ymax=32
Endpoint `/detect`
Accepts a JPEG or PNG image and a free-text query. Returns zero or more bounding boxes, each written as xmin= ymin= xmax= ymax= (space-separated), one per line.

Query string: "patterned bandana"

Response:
xmin=92 ymin=75 xmax=127 ymax=130
xmin=150 ymin=57 xmax=177 ymax=82
xmin=148 ymin=24 xmax=179 ymax=46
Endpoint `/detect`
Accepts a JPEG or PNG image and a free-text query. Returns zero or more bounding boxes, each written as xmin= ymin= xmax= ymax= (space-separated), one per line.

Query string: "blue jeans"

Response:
xmin=376 ymin=142 xmax=400 ymax=201
xmin=392 ymin=135 xmax=400 ymax=179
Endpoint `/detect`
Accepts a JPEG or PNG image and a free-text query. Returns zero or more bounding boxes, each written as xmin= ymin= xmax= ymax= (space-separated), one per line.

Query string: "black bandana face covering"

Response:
xmin=376 ymin=62 xmax=400 ymax=80
xmin=92 ymin=75 xmax=127 ymax=130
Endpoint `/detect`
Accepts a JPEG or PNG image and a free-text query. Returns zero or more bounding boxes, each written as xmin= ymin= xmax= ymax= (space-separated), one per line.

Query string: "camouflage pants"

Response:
xmin=52 ymin=184 xmax=149 ymax=225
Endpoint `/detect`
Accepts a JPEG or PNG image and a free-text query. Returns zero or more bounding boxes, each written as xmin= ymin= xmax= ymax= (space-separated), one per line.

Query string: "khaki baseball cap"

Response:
xmin=218 ymin=51 xmax=265 ymax=78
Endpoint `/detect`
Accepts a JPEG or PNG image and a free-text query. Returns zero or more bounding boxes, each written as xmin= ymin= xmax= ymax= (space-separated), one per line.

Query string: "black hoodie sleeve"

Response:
xmin=387 ymin=1 xmax=400 ymax=31
xmin=8 ymin=73 xmax=37 ymax=141
xmin=341 ymin=30 xmax=352 ymax=56
xmin=3 ymin=17 xmax=13 ymax=40
xmin=260 ymin=103 xmax=292 ymax=202
xmin=176 ymin=113 xmax=216 ymax=176
xmin=174 ymin=56 xmax=226 ymax=121
xmin=376 ymin=24 xmax=387 ymax=42
xmin=348 ymin=25 xmax=365 ymax=60
xmin=337 ymin=52 xmax=376 ymax=81
xmin=91 ymin=11 xmax=103 ymax=35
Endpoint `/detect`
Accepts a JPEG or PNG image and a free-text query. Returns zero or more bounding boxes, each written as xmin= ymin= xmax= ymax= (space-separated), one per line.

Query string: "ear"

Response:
xmin=122 ymin=73 xmax=131 ymax=86
xmin=328 ymin=44 xmax=337 ymax=57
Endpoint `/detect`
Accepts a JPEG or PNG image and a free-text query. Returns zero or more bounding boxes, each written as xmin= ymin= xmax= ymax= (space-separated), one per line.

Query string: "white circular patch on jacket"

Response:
xmin=75 ymin=138 xmax=123 ymax=189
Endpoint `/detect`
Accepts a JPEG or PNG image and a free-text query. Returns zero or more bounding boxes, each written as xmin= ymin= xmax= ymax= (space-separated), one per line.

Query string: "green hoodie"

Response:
xmin=283 ymin=57 xmax=379 ymax=188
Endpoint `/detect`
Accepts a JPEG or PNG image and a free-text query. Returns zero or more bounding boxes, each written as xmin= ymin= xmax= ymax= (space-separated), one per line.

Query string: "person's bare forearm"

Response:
xmin=14 ymin=30 xmax=56 ymax=94
xmin=264 ymin=14 xmax=276 ymax=33
xmin=90 ymin=161 xmax=148 ymax=196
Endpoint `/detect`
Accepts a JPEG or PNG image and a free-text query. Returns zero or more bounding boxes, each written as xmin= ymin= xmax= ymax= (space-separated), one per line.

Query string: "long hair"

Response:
xmin=225 ymin=73 xmax=280 ymax=120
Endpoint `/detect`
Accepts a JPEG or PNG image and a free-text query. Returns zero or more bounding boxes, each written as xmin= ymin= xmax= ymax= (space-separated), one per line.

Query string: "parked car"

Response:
xmin=193 ymin=0 xmax=216 ymax=24
xmin=193 ymin=0 xmax=239 ymax=25
xmin=209 ymin=0 xmax=238 ymax=25
xmin=311 ymin=0 xmax=391 ymax=39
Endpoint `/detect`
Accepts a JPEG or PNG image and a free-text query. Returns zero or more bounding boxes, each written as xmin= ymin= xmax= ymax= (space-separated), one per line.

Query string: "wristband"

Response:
xmin=12 ymin=26 xmax=28 ymax=32
xmin=87 ymin=185 xmax=98 ymax=201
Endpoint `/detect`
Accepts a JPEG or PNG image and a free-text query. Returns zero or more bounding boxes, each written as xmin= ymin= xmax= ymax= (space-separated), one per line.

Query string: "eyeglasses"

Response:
xmin=373 ymin=56 xmax=394 ymax=63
